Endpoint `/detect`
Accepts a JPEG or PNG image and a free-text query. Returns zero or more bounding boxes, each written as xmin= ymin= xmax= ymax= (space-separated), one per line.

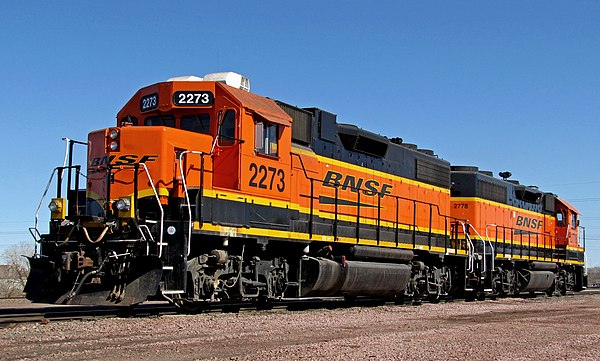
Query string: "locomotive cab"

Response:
xmin=25 ymin=72 xmax=297 ymax=305
xmin=554 ymin=198 xmax=584 ymax=260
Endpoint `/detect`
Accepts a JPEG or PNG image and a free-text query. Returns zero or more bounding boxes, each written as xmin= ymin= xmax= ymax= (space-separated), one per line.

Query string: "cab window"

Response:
xmin=120 ymin=116 xmax=138 ymax=126
xmin=218 ymin=110 xmax=236 ymax=146
xmin=181 ymin=114 xmax=210 ymax=134
xmin=145 ymin=115 xmax=175 ymax=127
xmin=571 ymin=212 xmax=578 ymax=228
xmin=255 ymin=120 xmax=279 ymax=157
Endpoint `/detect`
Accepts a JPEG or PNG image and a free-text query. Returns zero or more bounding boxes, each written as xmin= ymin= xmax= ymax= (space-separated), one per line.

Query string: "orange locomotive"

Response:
xmin=450 ymin=167 xmax=585 ymax=295
xmin=25 ymin=72 xmax=587 ymax=306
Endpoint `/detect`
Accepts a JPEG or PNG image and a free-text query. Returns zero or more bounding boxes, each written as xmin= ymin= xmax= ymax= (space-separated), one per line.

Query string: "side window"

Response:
xmin=145 ymin=115 xmax=175 ymax=127
xmin=571 ymin=212 xmax=578 ymax=228
xmin=218 ymin=109 xmax=236 ymax=146
xmin=181 ymin=114 xmax=210 ymax=134
xmin=556 ymin=211 xmax=565 ymax=226
xmin=254 ymin=120 xmax=279 ymax=157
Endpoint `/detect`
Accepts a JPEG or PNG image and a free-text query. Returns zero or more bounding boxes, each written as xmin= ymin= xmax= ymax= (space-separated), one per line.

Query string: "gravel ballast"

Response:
xmin=1 ymin=293 xmax=599 ymax=360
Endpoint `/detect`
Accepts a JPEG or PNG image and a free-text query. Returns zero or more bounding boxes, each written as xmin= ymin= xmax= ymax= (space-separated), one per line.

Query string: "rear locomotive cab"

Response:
xmin=450 ymin=167 xmax=586 ymax=296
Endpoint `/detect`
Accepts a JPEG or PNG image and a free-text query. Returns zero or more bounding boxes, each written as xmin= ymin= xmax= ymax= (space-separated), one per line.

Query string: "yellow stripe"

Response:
xmin=292 ymin=146 xmax=450 ymax=194
xmin=456 ymin=235 xmax=560 ymax=250
xmin=485 ymin=254 xmax=583 ymax=265
xmin=205 ymin=189 xmax=300 ymax=211
xmin=194 ymin=221 xmax=466 ymax=255
xmin=137 ymin=187 xmax=169 ymax=198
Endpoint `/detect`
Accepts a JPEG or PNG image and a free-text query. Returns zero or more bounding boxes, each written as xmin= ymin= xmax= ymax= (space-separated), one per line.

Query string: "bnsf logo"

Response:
xmin=91 ymin=154 xmax=159 ymax=166
xmin=323 ymin=170 xmax=393 ymax=198
xmin=515 ymin=215 xmax=543 ymax=230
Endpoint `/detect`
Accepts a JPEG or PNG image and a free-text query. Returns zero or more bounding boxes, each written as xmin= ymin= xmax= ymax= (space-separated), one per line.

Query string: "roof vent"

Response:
xmin=167 ymin=75 xmax=204 ymax=82
xmin=451 ymin=166 xmax=479 ymax=172
xmin=203 ymin=72 xmax=250 ymax=92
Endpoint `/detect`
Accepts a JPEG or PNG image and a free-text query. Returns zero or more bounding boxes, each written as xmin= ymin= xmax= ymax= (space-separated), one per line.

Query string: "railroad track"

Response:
xmin=0 ymin=303 xmax=178 ymax=327
xmin=2 ymin=289 xmax=599 ymax=326
xmin=0 ymin=296 xmax=418 ymax=326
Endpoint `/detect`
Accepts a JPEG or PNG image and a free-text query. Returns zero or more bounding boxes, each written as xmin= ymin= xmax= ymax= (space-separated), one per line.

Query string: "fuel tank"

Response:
xmin=518 ymin=269 xmax=555 ymax=292
xmin=301 ymin=257 xmax=411 ymax=297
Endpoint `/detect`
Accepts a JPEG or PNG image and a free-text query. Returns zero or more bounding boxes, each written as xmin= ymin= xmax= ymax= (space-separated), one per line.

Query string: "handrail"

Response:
xmin=290 ymin=153 xmax=316 ymax=237
xmin=178 ymin=150 xmax=206 ymax=257
xmin=457 ymin=221 xmax=475 ymax=272
xmin=139 ymin=163 xmax=165 ymax=258
xmin=489 ymin=224 xmax=568 ymax=263
xmin=104 ymin=162 xmax=165 ymax=256
xmin=485 ymin=224 xmax=496 ymax=272
xmin=290 ymin=151 xmax=467 ymax=248
xmin=33 ymin=168 xmax=59 ymax=243
xmin=33 ymin=165 xmax=83 ymax=244
xmin=467 ymin=224 xmax=488 ymax=272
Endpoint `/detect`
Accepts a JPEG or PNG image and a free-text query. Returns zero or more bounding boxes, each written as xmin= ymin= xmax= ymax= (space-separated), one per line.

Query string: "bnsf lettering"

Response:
xmin=323 ymin=170 xmax=392 ymax=198
xmin=91 ymin=154 xmax=158 ymax=167
xmin=91 ymin=155 xmax=114 ymax=167
xmin=516 ymin=215 xmax=543 ymax=229
xmin=113 ymin=154 xmax=138 ymax=165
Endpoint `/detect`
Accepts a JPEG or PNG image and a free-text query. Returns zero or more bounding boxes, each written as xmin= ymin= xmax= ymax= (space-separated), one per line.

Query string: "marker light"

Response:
xmin=109 ymin=129 xmax=120 ymax=140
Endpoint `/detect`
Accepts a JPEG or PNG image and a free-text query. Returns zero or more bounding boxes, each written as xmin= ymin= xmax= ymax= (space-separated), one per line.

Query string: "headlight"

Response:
xmin=109 ymin=141 xmax=119 ymax=151
xmin=115 ymin=198 xmax=131 ymax=212
xmin=109 ymin=129 xmax=120 ymax=140
xmin=48 ymin=200 xmax=60 ymax=212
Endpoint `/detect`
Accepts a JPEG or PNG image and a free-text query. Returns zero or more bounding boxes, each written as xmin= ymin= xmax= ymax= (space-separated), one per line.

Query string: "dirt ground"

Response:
xmin=1 ymin=293 xmax=599 ymax=361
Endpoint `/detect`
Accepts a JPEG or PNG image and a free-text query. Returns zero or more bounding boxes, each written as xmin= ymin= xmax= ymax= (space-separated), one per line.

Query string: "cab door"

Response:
xmin=212 ymin=107 xmax=240 ymax=189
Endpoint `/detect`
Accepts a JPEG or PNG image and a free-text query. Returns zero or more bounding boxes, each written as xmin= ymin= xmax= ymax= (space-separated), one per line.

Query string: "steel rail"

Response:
xmin=2 ymin=289 xmax=598 ymax=326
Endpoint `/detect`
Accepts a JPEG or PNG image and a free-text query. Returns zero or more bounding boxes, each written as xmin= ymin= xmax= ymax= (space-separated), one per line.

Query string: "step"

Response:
xmin=161 ymin=290 xmax=185 ymax=295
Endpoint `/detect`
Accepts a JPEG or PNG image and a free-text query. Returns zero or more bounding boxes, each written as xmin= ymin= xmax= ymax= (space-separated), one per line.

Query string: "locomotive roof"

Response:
xmin=117 ymin=80 xmax=292 ymax=127
xmin=556 ymin=198 xmax=581 ymax=215
xmin=222 ymin=85 xmax=292 ymax=126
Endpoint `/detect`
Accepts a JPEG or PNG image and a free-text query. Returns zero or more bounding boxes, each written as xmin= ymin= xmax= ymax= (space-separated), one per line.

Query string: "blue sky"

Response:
xmin=1 ymin=1 xmax=599 ymax=265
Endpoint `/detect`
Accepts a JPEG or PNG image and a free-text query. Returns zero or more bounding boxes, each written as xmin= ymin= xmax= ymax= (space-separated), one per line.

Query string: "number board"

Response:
xmin=140 ymin=93 xmax=158 ymax=112
xmin=173 ymin=91 xmax=214 ymax=106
